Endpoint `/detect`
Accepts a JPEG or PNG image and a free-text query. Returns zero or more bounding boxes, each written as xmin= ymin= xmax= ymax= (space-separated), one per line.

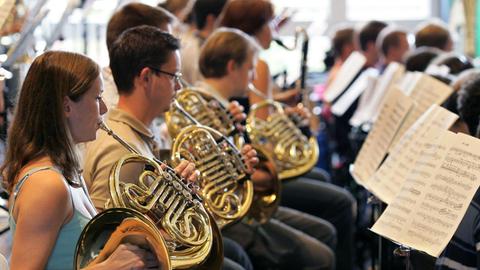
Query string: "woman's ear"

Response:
xmin=63 ymin=96 xmax=71 ymax=115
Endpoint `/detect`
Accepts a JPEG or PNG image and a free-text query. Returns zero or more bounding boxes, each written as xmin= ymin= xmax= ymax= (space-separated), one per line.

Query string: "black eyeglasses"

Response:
xmin=148 ymin=66 xmax=182 ymax=83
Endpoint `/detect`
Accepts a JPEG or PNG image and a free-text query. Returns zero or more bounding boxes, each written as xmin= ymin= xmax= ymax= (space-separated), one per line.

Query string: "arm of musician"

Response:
xmin=84 ymin=243 xmax=157 ymax=270
xmin=251 ymin=60 xmax=272 ymax=119
xmin=273 ymin=87 xmax=301 ymax=106
xmin=9 ymin=171 xmax=70 ymax=270
xmin=241 ymin=144 xmax=259 ymax=174
xmin=227 ymin=101 xmax=246 ymax=132
xmin=284 ymin=104 xmax=311 ymax=127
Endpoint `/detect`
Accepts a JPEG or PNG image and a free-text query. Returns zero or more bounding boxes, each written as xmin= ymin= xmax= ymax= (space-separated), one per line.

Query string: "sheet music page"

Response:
xmin=349 ymin=63 xmax=405 ymax=127
xmin=368 ymin=105 xmax=458 ymax=203
xmin=398 ymin=72 xmax=419 ymax=95
xmin=389 ymin=73 xmax=453 ymax=151
xmin=323 ymin=51 xmax=366 ymax=103
xmin=331 ymin=68 xmax=379 ymax=117
xmin=349 ymin=77 xmax=378 ymax=127
xmin=370 ymin=63 xmax=406 ymax=121
xmin=371 ymin=131 xmax=480 ymax=257
xmin=351 ymin=87 xmax=412 ymax=187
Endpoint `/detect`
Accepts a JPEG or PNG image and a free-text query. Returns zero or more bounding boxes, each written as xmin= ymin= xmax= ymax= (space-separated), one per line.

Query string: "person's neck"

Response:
xmin=117 ymin=94 xmax=154 ymax=127
xmin=385 ymin=54 xmax=401 ymax=66
xmin=202 ymin=78 xmax=234 ymax=100
xmin=197 ymin=28 xmax=211 ymax=40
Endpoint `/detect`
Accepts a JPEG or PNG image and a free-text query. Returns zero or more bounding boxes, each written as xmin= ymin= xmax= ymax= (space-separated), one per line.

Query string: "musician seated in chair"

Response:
xmin=218 ymin=1 xmax=357 ymax=269
xmin=189 ymin=27 xmax=336 ymax=270
xmin=82 ymin=25 xmax=258 ymax=270
xmin=92 ymin=4 xmax=256 ymax=269
xmin=3 ymin=51 xmax=158 ymax=270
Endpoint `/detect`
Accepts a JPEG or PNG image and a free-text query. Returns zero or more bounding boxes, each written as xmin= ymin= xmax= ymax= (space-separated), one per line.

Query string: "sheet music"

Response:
xmin=349 ymin=63 xmax=405 ymax=127
xmin=398 ymin=72 xmax=419 ymax=95
xmin=349 ymin=77 xmax=378 ymax=127
xmin=368 ymin=105 xmax=458 ymax=203
xmin=323 ymin=51 xmax=366 ymax=103
xmin=351 ymin=87 xmax=412 ymax=187
xmin=0 ymin=0 xmax=15 ymax=30
xmin=371 ymin=131 xmax=480 ymax=257
xmin=389 ymin=73 xmax=453 ymax=151
xmin=331 ymin=68 xmax=378 ymax=117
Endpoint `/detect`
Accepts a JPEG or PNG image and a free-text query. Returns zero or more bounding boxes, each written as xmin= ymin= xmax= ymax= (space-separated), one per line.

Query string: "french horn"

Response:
xmin=74 ymin=208 xmax=171 ymax=270
xmin=165 ymin=88 xmax=281 ymax=224
xmin=247 ymin=86 xmax=319 ymax=180
xmin=166 ymin=99 xmax=254 ymax=228
xmin=99 ymin=122 xmax=223 ymax=269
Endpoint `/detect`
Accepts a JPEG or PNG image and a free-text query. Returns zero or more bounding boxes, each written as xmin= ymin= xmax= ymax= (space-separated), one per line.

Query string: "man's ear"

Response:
xmin=366 ymin=42 xmax=377 ymax=54
xmin=133 ymin=67 xmax=151 ymax=91
xmin=226 ymin=59 xmax=237 ymax=74
xmin=139 ymin=67 xmax=151 ymax=83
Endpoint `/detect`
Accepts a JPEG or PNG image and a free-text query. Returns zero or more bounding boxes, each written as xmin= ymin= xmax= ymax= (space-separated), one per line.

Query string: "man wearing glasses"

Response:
xmin=148 ymin=66 xmax=183 ymax=84
xmin=82 ymin=25 xmax=258 ymax=270
xmin=83 ymin=26 xmax=186 ymax=211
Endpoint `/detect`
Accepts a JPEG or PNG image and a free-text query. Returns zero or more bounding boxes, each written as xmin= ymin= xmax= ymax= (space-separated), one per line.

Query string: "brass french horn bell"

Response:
xmin=74 ymin=207 xmax=171 ymax=270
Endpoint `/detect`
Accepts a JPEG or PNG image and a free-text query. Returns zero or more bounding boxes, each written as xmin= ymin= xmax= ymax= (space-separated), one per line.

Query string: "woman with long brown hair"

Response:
xmin=2 ymin=51 xmax=155 ymax=269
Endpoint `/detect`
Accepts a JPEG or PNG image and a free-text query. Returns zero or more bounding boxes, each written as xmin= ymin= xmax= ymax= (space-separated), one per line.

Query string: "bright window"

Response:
xmin=346 ymin=0 xmax=431 ymax=21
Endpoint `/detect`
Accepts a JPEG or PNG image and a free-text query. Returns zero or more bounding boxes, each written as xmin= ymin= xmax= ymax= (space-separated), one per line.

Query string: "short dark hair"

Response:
xmin=109 ymin=25 xmax=180 ymax=94
xmin=429 ymin=52 xmax=473 ymax=75
xmin=414 ymin=21 xmax=451 ymax=50
xmin=358 ymin=20 xmax=387 ymax=51
xmin=218 ymin=0 xmax=273 ymax=36
xmin=158 ymin=0 xmax=192 ymax=14
xmin=404 ymin=47 xmax=442 ymax=72
xmin=199 ymin=28 xmax=259 ymax=78
xmin=457 ymin=74 xmax=480 ymax=135
xmin=193 ymin=0 xmax=227 ymax=30
xmin=377 ymin=28 xmax=407 ymax=56
xmin=332 ymin=27 xmax=354 ymax=58
xmin=106 ymin=3 xmax=174 ymax=51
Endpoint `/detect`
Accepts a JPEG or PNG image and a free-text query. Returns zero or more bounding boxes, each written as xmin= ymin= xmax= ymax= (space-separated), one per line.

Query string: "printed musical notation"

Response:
xmin=323 ymin=51 xmax=366 ymax=103
xmin=351 ymin=87 xmax=412 ymax=187
xmin=371 ymin=132 xmax=480 ymax=257
xmin=350 ymin=62 xmax=406 ymax=127
xmin=367 ymin=105 xmax=458 ymax=203
xmin=389 ymin=73 xmax=453 ymax=151
xmin=332 ymin=68 xmax=378 ymax=117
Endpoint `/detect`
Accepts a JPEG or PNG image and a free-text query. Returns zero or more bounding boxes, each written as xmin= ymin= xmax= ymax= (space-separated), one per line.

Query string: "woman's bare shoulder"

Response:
xmin=13 ymin=161 xmax=70 ymax=222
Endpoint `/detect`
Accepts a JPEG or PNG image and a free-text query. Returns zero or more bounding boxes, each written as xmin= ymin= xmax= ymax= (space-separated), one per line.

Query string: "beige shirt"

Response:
xmin=82 ymin=108 xmax=159 ymax=209
xmin=101 ymin=66 xmax=119 ymax=110
xmin=180 ymin=30 xmax=204 ymax=85
xmin=195 ymin=81 xmax=230 ymax=107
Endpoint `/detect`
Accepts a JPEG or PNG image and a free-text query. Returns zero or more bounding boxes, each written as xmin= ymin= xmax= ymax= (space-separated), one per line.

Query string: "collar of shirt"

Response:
xmin=194 ymin=81 xmax=230 ymax=108
xmin=108 ymin=108 xmax=155 ymax=140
